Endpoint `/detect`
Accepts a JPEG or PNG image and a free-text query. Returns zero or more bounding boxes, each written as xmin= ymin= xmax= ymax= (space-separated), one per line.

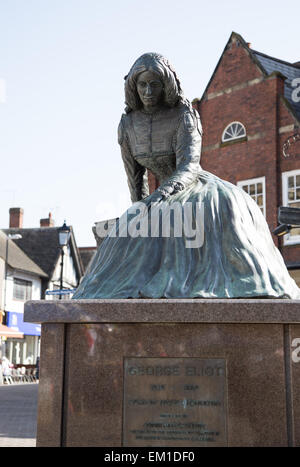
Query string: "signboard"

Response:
xmin=45 ymin=288 xmax=77 ymax=296
xmin=123 ymin=357 xmax=227 ymax=447
xmin=6 ymin=311 xmax=41 ymax=336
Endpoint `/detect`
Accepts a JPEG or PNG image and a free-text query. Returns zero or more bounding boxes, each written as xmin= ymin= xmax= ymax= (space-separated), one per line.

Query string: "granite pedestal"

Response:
xmin=24 ymin=299 xmax=300 ymax=447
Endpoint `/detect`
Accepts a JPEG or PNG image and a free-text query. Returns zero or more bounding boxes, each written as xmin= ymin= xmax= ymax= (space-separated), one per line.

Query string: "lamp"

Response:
xmin=58 ymin=221 xmax=71 ymax=299
xmin=273 ymin=224 xmax=292 ymax=237
xmin=58 ymin=221 xmax=71 ymax=247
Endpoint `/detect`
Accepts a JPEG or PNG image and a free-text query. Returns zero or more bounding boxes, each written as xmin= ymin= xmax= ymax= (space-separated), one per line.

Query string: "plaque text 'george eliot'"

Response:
xmin=123 ymin=357 xmax=227 ymax=446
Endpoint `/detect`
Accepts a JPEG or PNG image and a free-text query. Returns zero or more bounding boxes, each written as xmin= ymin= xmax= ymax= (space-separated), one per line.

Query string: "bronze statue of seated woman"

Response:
xmin=73 ymin=53 xmax=300 ymax=299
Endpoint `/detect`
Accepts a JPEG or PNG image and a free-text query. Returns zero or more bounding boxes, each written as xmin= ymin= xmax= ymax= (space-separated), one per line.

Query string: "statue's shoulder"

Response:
xmin=176 ymin=101 xmax=200 ymax=118
xmin=175 ymin=102 xmax=202 ymax=135
xmin=176 ymin=101 xmax=190 ymax=113
xmin=118 ymin=113 xmax=131 ymax=145
xmin=119 ymin=112 xmax=130 ymax=126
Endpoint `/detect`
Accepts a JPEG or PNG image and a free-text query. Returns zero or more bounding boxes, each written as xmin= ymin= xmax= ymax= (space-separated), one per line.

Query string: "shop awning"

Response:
xmin=0 ymin=323 xmax=24 ymax=339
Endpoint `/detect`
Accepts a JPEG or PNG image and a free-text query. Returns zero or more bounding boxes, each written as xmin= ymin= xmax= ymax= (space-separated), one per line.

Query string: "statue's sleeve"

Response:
xmin=157 ymin=108 xmax=202 ymax=196
xmin=118 ymin=116 xmax=149 ymax=203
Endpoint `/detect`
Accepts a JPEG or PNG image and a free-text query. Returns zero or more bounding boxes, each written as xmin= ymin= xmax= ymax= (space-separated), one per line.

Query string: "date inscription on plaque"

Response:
xmin=123 ymin=357 xmax=227 ymax=446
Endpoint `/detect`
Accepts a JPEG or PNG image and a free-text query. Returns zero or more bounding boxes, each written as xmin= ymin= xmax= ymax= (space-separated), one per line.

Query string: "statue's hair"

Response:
xmin=124 ymin=53 xmax=186 ymax=113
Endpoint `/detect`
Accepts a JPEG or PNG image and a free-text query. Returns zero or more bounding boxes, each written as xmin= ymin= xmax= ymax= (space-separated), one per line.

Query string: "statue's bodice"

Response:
xmin=122 ymin=106 xmax=182 ymax=183
xmin=118 ymin=102 xmax=202 ymax=202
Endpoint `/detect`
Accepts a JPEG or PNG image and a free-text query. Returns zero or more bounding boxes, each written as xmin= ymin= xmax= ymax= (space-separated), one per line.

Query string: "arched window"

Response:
xmin=222 ymin=122 xmax=246 ymax=143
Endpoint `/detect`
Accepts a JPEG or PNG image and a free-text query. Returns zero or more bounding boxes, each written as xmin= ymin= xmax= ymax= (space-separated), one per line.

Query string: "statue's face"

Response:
xmin=136 ymin=70 xmax=164 ymax=112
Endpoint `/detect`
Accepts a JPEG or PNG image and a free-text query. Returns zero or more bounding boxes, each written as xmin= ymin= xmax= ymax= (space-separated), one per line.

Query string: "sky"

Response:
xmin=0 ymin=0 xmax=300 ymax=246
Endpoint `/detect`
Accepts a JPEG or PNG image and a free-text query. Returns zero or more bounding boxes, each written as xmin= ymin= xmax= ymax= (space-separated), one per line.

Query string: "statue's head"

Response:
xmin=124 ymin=53 xmax=185 ymax=113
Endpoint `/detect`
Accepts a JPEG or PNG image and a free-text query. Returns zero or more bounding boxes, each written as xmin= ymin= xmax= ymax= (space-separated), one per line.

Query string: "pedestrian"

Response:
xmin=2 ymin=356 xmax=11 ymax=375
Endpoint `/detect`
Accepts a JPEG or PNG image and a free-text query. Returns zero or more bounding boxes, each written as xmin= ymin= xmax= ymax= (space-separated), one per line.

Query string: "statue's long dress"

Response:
xmin=73 ymin=103 xmax=300 ymax=299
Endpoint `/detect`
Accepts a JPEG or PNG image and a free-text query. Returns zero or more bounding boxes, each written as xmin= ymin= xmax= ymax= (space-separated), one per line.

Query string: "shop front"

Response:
xmin=0 ymin=323 xmax=24 ymax=361
xmin=3 ymin=311 xmax=41 ymax=365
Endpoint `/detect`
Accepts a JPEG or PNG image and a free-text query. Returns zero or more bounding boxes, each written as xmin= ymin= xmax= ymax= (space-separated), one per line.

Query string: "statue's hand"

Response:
xmin=157 ymin=181 xmax=185 ymax=198
xmin=144 ymin=181 xmax=185 ymax=209
xmin=144 ymin=191 xmax=165 ymax=209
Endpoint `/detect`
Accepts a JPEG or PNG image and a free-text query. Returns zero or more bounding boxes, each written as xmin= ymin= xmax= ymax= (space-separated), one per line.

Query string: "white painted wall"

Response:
xmin=5 ymin=267 xmax=42 ymax=313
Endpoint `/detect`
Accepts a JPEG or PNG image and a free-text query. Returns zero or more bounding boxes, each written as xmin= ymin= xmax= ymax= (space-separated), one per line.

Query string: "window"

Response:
xmin=13 ymin=278 xmax=32 ymax=301
xmin=222 ymin=122 xmax=246 ymax=143
xmin=237 ymin=177 xmax=266 ymax=216
xmin=282 ymin=170 xmax=300 ymax=244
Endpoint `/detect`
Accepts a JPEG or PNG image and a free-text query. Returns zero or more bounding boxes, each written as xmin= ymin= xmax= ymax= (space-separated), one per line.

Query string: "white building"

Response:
xmin=1 ymin=209 xmax=85 ymax=365
xmin=0 ymin=230 xmax=47 ymax=364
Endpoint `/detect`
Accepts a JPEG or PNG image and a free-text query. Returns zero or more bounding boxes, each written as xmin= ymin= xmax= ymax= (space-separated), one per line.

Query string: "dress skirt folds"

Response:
xmin=73 ymin=171 xmax=300 ymax=299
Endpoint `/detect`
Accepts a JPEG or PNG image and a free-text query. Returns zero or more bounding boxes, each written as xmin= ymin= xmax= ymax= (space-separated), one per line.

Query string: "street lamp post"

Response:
xmin=58 ymin=221 xmax=71 ymax=300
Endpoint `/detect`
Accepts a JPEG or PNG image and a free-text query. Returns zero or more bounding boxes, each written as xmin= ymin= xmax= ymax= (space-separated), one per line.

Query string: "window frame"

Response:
xmin=222 ymin=121 xmax=247 ymax=143
xmin=282 ymin=169 xmax=300 ymax=245
xmin=237 ymin=176 xmax=266 ymax=217
xmin=13 ymin=277 xmax=32 ymax=302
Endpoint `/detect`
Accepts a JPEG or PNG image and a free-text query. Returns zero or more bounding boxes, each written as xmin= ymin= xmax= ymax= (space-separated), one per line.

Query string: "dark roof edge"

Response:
xmin=198 ymin=31 xmax=267 ymax=103
xmin=251 ymin=49 xmax=300 ymax=71
xmin=0 ymin=230 xmax=48 ymax=278
xmin=11 ymin=266 xmax=48 ymax=278
xmin=3 ymin=225 xmax=84 ymax=282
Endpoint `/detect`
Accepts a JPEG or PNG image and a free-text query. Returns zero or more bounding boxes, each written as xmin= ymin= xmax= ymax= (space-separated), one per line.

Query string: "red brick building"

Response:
xmin=191 ymin=32 xmax=300 ymax=285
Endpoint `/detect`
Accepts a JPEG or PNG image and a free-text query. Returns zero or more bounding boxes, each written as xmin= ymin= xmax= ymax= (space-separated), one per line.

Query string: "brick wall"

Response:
xmin=195 ymin=35 xmax=300 ymax=265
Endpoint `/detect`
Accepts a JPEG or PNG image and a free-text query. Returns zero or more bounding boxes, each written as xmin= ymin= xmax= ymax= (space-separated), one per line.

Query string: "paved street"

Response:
xmin=0 ymin=383 xmax=38 ymax=447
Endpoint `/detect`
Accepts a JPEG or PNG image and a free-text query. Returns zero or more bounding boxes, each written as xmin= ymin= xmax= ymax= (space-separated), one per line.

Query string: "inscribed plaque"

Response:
xmin=123 ymin=357 xmax=227 ymax=446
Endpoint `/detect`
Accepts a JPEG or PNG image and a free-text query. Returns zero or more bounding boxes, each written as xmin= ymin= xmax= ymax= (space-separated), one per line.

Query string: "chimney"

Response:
xmin=9 ymin=207 xmax=23 ymax=228
xmin=40 ymin=212 xmax=55 ymax=228
xmin=247 ymin=42 xmax=252 ymax=49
